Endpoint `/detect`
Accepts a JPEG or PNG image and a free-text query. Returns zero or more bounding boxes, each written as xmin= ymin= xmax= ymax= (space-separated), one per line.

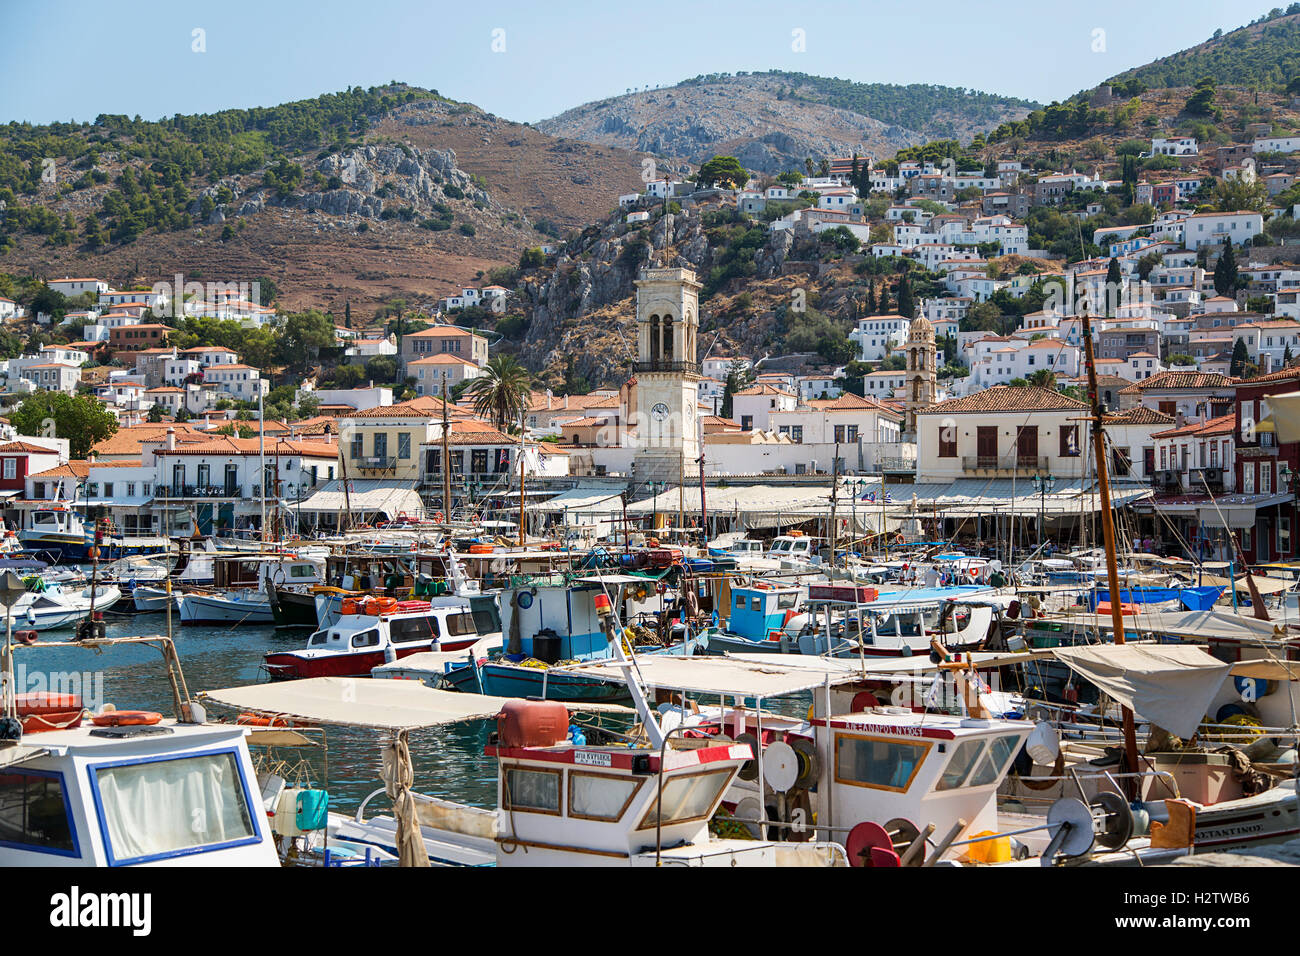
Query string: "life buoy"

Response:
xmin=236 ymin=712 xmax=316 ymax=728
xmin=433 ymin=511 xmax=444 ymax=522
xmin=895 ymin=534 xmax=904 ymax=545
xmin=91 ymin=710 xmax=162 ymax=727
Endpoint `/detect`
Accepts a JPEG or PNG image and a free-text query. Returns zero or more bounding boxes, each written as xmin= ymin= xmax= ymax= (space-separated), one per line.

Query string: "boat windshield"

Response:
xmin=637 ymin=769 xmax=732 ymax=829
xmin=92 ymin=750 xmax=259 ymax=865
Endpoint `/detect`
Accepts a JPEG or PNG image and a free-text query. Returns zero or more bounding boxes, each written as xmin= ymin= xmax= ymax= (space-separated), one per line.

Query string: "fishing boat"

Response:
xmin=0 ymin=632 xmax=279 ymax=867
xmin=441 ymin=578 xmax=707 ymax=701
xmin=263 ymin=598 xmax=503 ymax=680
xmin=3 ymin=579 xmax=122 ymax=630
xmin=177 ymin=553 xmax=324 ymax=625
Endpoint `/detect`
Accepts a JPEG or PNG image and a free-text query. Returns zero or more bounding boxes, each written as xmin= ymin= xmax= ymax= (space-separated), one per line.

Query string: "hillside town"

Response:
xmin=18 ymin=0 xmax=1300 ymax=886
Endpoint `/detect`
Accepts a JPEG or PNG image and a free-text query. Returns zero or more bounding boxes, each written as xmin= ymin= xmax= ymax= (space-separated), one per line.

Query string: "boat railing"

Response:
xmin=1003 ymin=768 xmax=1183 ymax=803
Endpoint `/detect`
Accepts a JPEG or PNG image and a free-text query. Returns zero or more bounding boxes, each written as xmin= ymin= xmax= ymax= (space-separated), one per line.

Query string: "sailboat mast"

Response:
xmin=1080 ymin=306 xmax=1140 ymax=792
xmin=441 ymin=380 xmax=452 ymax=527
xmin=258 ymin=391 xmax=266 ymax=551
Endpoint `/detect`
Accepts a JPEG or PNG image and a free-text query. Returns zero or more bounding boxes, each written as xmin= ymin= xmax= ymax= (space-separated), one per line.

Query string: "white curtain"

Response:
xmin=96 ymin=752 xmax=255 ymax=861
xmin=571 ymin=775 xmax=638 ymax=819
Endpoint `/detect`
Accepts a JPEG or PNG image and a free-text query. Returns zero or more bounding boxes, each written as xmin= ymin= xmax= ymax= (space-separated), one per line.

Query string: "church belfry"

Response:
xmin=904 ymin=314 xmax=937 ymax=438
xmin=631 ymin=267 xmax=701 ymax=486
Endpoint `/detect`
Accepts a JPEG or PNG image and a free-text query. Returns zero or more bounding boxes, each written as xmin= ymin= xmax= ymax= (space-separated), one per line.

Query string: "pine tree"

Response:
xmin=1231 ymin=338 xmax=1249 ymax=377
xmin=879 ymin=282 xmax=891 ymax=314
xmin=1214 ymin=238 xmax=1238 ymax=296
xmin=1106 ymin=257 xmax=1122 ymax=317
xmin=1286 ymin=343 xmax=1294 ymax=367
xmin=344 ymin=300 xmax=352 ymax=328
xmin=898 ymin=272 xmax=916 ymax=319
xmin=865 ymin=283 xmax=877 ymax=313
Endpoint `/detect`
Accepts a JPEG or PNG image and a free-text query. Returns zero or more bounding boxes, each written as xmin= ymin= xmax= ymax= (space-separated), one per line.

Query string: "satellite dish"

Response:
xmin=762 ymin=740 xmax=799 ymax=793
xmin=1043 ymin=797 xmax=1096 ymax=864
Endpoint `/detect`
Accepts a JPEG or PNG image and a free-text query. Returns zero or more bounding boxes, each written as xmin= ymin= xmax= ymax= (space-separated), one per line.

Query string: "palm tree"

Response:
xmin=465 ymin=355 xmax=532 ymax=430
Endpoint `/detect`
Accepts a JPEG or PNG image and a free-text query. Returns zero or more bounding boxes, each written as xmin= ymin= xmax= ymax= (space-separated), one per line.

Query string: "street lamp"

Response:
xmin=1032 ymin=473 xmax=1057 ymax=556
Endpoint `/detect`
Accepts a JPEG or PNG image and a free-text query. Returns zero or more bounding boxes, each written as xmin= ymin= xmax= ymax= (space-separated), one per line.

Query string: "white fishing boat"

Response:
xmin=176 ymin=553 xmax=324 ymax=626
xmin=3 ymin=580 xmax=121 ymax=630
xmin=0 ymin=632 xmax=280 ymax=867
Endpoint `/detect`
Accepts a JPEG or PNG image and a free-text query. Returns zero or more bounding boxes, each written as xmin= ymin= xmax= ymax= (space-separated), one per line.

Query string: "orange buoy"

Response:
xmin=91 ymin=710 xmax=163 ymax=727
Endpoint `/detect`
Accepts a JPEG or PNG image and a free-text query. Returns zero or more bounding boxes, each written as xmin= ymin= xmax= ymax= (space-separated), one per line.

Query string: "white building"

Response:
xmin=851 ymin=315 xmax=910 ymax=362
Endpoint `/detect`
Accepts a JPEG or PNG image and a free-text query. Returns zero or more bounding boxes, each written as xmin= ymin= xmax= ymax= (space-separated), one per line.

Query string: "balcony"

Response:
xmin=354 ymin=456 xmax=397 ymax=473
xmin=632 ymin=360 xmax=700 ymax=375
xmin=159 ymin=485 xmax=242 ymax=499
xmin=961 ymin=455 xmax=1049 ymax=476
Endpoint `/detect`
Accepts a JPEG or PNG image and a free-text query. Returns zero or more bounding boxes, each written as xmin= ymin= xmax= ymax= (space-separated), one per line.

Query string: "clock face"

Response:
xmin=651 ymin=402 xmax=670 ymax=421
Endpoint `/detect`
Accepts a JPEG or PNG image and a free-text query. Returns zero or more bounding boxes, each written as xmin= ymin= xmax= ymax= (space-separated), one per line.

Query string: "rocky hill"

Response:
xmin=536 ymin=72 xmax=1036 ymax=173
xmin=0 ymin=86 xmax=648 ymax=316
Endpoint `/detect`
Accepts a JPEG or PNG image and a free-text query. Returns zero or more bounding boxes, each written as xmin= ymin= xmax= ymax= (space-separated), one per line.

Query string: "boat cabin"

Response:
xmin=265 ymin=602 xmax=499 ymax=680
xmin=0 ymin=720 xmax=278 ymax=867
xmin=725 ymin=583 xmax=804 ymax=641
xmin=767 ymin=534 xmax=822 ymax=560
xmin=501 ymin=583 xmax=616 ymax=662
xmin=212 ymin=553 xmax=324 ymax=591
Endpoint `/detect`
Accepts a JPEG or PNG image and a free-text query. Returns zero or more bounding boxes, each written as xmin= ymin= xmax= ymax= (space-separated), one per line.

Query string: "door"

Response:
xmin=976 ymin=427 xmax=997 ymax=467
xmin=1258 ymin=518 xmax=1270 ymax=563
xmin=1016 ymin=426 xmax=1038 ymax=469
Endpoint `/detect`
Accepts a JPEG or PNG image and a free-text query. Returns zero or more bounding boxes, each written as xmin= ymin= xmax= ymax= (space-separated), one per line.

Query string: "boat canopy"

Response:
xmin=200 ymin=677 xmax=628 ymax=730
xmin=1051 ymin=644 xmax=1232 ymax=739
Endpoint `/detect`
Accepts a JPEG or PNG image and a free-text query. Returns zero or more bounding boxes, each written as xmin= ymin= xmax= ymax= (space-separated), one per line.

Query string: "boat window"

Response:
xmin=771 ymin=540 xmax=790 ymax=552
xmin=503 ymin=768 xmax=561 ymax=814
xmin=443 ymin=612 xmax=477 ymax=638
xmin=751 ymin=597 xmax=762 ymax=612
xmin=835 ymin=733 xmax=930 ymax=792
xmin=637 ymin=768 xmax=732 ymax=829
xmin=91 ymin=750 xmax=258 ymax=865
xmin=935 ymin=739 xmax=987 ymax=791
xmin=351 ymin=628 xmax=380 ymax=648
xmin=389 ymin=617 xmax=435 ymax=644
xmin=0 ymin=769 xmax=77 ymax=857
xmin=469 ymin=598 xmax=500 ymax=633
xmin=735 ymin=594 xmax=746 ymax=609
xmin=777 ymin=592 xmax=798 ymax=610
xmin=968 ymin=734 xmax=1023 ymax=788
xmin=569 ymin=772 xmax=642 ymax=821
xmin=290 ymin=564 xmax=315 ymax=578
xmin=308 ymin=630 xmax=328 ymax=646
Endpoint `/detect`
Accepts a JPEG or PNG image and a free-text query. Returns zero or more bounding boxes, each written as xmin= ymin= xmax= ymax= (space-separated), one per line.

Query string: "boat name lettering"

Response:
xmin=845 ymin=722 xmax=924 ymax=737
xmin=574 ymin=751 xmax=612 ymax=767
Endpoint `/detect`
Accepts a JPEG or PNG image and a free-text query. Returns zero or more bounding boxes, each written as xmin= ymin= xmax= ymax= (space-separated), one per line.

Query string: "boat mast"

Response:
xmin=441 ymin=380 xmax=452 ymax=528
xmin=1080 ymin=304 xmax=1140 ymax=793
xmin=517 ymin=409 xmax=526 ymax=546
xmin=258 ymin=390 xmax=266 ymax=552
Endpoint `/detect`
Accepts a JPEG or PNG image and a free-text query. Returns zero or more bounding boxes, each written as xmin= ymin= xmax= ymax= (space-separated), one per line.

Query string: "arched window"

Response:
xmin=662 ymin=312 xmax=673 ymax=359
xmin=649 ymin=314 xmax=660 ymax=361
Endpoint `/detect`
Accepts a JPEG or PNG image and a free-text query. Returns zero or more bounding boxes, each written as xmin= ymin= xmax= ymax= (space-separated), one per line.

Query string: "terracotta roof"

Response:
xmin=920 ymin=385 xmax=1088 ymax=415
xmin=154 ymin=437 xmax=338 ymax=457
xmin=1103 ymin=407 xmax=1175 ymax=426
xmin=29 ymin=461 xmax=90 ymax=480
xmin=343 ymin=395 xmax=472 ymax=420
xmin=0 ymin=441 xmax=59 ymax=454
xmin=735 ymin=384 xmax=796 ymax=397
xmin=1118 ymin=370 xmax=1237 ymax=394
xmin=90 ymin=424 xmax=205 ymax=456
xmin=409 ymin=353 xmax=480 ymax=367
xmin=87 ymin=459 xmax=144 ymax=468
xmin=802 ymin=392 xmax=903 ymax=417
xmin=1151 ymin=414 xmax=1236 ymax=439
xmin=1241 ymin=365 xmax=1300 ymax=384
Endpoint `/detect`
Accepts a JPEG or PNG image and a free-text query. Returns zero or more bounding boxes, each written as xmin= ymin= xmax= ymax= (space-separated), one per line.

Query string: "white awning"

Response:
xmin=201 ymin=676 xmax=627 ymax=730
xmin=1051 ymin=644 xmax=1232 ymax=739
xmin=295 ymin=480 xmax=424 ymax=520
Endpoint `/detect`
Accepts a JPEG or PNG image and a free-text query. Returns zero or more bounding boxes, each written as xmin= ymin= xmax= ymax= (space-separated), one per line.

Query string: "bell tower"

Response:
xmin=904 ymin=314 xmax=936 ymax=438
xmin=631 ymin=266 xmax=701 ymax=486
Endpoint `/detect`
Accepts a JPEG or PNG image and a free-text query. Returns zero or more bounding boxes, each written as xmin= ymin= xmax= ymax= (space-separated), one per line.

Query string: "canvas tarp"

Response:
xmin=1051 ymin=608 xmax=1294 ymax=643
xmin=1051 ymin=644 xmax=1232 ymax=739
xmin=295 ymin=480 xmax=425 ymax=521
xmin=201 ymin=676 xmax=627 ymax=730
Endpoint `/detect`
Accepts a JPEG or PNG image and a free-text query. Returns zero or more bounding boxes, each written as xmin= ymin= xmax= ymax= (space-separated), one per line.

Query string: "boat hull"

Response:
xmin=178 ymin=591 xmax=274 ymax=625
xmin=264 ymin=637 xmax=480 ymax=680
xmin=270 ymin=586 xmax=319 ymax=628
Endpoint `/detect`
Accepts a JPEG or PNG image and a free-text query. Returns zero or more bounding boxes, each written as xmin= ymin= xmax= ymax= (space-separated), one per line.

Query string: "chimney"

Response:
xmin=1175 ymin=411 xmax=1186 ymax=430
xmin=166 ymin=427 xmax=176 ymax=451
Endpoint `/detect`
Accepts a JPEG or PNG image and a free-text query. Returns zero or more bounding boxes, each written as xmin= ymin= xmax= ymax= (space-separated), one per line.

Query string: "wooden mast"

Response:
xmin=1080 ymin=304 xmax=1140 ymax=795
xmin=441 ymin=380 xmax=453 ymax=527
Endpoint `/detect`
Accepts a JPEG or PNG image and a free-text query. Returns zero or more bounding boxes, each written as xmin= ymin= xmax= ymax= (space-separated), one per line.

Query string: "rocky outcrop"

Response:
xmin=190 ymin=143 xmax=505 ymax=226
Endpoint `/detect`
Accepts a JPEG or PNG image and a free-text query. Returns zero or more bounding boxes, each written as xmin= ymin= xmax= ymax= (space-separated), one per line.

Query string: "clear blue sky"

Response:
xmin=0 ymin=0 xmax=1281 ymax=126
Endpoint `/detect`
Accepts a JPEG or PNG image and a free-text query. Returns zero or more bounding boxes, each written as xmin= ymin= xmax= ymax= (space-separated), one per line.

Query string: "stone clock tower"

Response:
xmin=631 ymin=266 xmax=701 ymax=486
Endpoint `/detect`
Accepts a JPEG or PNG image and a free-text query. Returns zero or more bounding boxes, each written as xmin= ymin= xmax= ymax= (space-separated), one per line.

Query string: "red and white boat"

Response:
xmin=263 ymin=598 xmax=501 ymax=680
